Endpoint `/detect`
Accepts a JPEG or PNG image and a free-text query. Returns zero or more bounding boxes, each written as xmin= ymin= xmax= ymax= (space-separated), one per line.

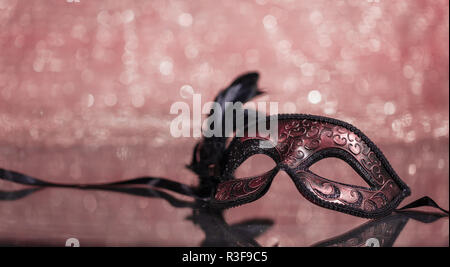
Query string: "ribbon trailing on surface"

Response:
xmin=0 ymin=168 xmax=207 ymax=208
xmin=1 ymin=167 xmax=448 ymax=215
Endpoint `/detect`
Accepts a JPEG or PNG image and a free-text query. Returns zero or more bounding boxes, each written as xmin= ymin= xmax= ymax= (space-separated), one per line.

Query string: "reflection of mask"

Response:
xmin=312 ymin=197 xmax=449 ymax=247
xmin=312 ymin=212 xmax=410 ymax=247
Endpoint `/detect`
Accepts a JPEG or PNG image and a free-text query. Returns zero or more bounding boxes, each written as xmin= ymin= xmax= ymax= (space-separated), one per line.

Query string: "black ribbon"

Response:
xmin=1 ymin=168 xmax=448 ymax=215
xmin=0 ymin=168 xmax=208 ymax=209
xmin=396 ymin=195 xmax=449 ymax=214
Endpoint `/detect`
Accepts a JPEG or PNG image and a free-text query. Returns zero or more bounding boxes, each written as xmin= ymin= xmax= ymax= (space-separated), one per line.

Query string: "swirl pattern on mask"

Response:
xmin=212 ymin=115 xmax=409 ymax=218
xmin=214 ymin=170 xmax=275 ymax=202
xmin=275 ymin=119 xmax=401 ymax=212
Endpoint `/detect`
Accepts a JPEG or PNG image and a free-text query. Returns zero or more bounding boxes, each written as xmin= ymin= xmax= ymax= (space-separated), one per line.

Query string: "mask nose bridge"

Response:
xmin=246 ymin=165 xmax=297 ymax=201
xmin=267 ymin=163 xmax=304 ymax=190
xmin=277 ymin=164 xmax=306 ymax=188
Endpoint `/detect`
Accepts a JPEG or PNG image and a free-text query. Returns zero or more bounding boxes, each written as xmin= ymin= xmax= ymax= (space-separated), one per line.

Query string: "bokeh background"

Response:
xmin=0 ymin=0 xmax=448 ymax=246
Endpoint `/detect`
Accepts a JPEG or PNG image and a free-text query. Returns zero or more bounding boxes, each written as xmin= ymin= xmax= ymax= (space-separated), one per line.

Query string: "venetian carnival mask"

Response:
xmin=208 ymin=113 xmax=411 ymax=218
xmin=191 ymin=72 xmax=411 ymax=218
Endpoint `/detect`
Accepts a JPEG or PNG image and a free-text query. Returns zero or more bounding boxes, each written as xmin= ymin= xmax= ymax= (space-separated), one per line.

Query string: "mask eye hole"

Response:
xmin=234 ymin=154 xmax=276 ymax=179
xmin=309 ymin=157 xmax=368 ymax=187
